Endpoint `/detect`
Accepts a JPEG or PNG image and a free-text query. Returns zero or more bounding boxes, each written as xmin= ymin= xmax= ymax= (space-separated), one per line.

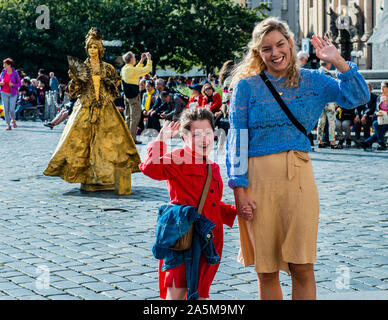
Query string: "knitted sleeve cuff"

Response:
xmin=228 ymin=177 xmax=249 ymax=189
xmin=336 ymin=61 xmax=358 ymax=81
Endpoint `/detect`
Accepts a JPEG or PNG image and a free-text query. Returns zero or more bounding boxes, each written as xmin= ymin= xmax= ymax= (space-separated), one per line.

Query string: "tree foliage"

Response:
xmin=0 ymin=0 xmax=267 ymax=81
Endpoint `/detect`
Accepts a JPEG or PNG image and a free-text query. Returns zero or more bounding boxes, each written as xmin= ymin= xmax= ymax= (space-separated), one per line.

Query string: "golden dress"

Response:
xmin=44 ymin=56 xmax=141 ymax=193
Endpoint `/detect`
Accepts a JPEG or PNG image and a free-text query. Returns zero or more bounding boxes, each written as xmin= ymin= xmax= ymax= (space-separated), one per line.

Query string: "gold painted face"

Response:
xmin=88 ymin=43 xmax=100 ymax=59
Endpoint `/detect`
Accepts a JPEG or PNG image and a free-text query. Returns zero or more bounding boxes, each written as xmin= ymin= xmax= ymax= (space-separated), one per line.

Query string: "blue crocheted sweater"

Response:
xmin=226 ymin=62 xmax=369 ymax=189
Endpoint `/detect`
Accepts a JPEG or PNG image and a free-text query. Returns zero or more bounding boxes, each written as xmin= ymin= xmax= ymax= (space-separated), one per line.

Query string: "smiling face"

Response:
xmin=183 ymin=120 xmax=214 ymax=158
xmin=204 ymin=85 xmax=214 ymax=97
xmin=259 ymin=30 xmax=292 ymax=77
xmin=145 ymin=82 xmax=154 ymax=92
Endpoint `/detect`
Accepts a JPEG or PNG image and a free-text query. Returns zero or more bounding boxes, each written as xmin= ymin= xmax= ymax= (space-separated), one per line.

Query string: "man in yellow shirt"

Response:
xmin=121 ymin=51 xmax=152 ymax=143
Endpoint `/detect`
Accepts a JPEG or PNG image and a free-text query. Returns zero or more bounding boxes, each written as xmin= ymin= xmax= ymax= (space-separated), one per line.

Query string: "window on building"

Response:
xmin=282 ymin=0 xmax=288 ymax=11
xmin=260 ymin=0 xmax=272 ymax=10
xmin=309 ymin=0 xmax=314 ymax=8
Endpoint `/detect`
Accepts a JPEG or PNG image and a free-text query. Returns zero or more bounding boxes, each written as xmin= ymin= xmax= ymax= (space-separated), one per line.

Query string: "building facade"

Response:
xmin=299 ymin=0 xmax=386 ymax=69
xmin=244 ymin=0 xmax=300 ymax=40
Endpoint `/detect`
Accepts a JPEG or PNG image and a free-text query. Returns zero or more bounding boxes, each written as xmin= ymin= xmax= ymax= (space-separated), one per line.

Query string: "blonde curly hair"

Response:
xmin=231 ymin=17 xmax=300 ymax=88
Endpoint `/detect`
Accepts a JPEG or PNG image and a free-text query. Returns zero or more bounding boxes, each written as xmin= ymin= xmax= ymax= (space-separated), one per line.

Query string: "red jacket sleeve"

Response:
xmin=139 ymin=140 xmax=177 ymax=181
xmin=209 ymin=92 xmax=222 ymax=113
xmin=220 ymin=202 xmax=237 ymax=228
xmin=198 ymin=94 xmax=204 ymax=107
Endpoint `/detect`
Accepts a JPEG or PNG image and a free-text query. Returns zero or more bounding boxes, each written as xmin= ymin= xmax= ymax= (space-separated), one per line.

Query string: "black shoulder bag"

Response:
xmin=259 ymin=72 xmax=308 ymax=138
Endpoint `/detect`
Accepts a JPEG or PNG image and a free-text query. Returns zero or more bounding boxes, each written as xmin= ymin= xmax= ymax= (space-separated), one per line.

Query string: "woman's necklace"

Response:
xmin=270 ymin=76 xmax=284 ymax=96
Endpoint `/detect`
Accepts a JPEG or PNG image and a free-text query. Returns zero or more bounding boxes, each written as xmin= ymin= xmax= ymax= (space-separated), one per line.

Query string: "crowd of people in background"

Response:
xmin=297 ymin=50 xmax=388 ymax=151
xmin=1 ymin=53 xmax=387 ymax=151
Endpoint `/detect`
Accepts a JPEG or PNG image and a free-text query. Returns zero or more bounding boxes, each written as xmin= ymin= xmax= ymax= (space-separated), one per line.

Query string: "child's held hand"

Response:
xmin=240 ymin=205 xmax=254 ymax=221
xmin=157 ymin=120 xmax=180 ymax=142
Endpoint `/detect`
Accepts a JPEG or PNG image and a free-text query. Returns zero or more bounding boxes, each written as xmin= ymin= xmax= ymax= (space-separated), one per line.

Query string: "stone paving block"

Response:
xmin=222 ymin=289 xmax=256 ymax=300
xmin=21 ymin=282 xmax=66 ymax=296
xmin=351 ymin=282 xmax=382 ymax=291
xmin=210 ymin=283 xmax=238 ymax=293
xmin=51 ymin=280 xmax=82 ymax=290
xmin=64 ymin=287 xmax=108 ymax=300
xmin=56 ymin=270 xmax=84 ymax=279
xmin=234 ymin=272 xmax=257 ymax=282
xmin=209 ymin=293 xmax=234 ymax=300
xmin=82 ymin=281 xmax=116 ymax=293
xmin=0 ymin=271 xmax=24 ymax=278
xmin=353 ymin=277 xmax=387 ymax=287
xmin=0 ymin=281 xmax=22 ymax=291
xmin=100 ymin=289 xmax=131 ymax=299
xmin=113 ymin=281 xmax=144 ymax=291
xmin=231 ymin=283 xmax=256 ymax=294
xmin=0 ymin=296 xmax=17 ymax=300
xmin=20 ymin=295 xmax=49 ymax=300
xmin=376 ymin=283 xmax=388 ymax=290
xmin=92 ymin=273 xmax=127 ymax=284
xmin=48 ymin=295 xmax=81 ymax=300
xmin=130 ymin=288 xmax=159 ymax=299
xmin=2 ymin=287 xmax=35 ymax=297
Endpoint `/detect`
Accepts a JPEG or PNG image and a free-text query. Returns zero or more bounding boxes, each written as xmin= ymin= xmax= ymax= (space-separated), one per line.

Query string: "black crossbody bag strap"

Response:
xmin=259 ymin=72 xmax=308 ymax=137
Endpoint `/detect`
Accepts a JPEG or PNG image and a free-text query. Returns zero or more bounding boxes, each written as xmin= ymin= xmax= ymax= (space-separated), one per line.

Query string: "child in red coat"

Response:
xmin=139 ymin=108 xmax=252 ymax=300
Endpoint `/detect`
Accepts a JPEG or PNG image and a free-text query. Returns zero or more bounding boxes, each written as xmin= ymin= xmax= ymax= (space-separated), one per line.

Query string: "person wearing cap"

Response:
xmin=187 ymin=84 xmax=203 ymax=108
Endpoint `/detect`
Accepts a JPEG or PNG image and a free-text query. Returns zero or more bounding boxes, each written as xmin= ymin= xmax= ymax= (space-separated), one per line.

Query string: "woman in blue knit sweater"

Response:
xmin=226 ymin=17 xmax=369 ymax=300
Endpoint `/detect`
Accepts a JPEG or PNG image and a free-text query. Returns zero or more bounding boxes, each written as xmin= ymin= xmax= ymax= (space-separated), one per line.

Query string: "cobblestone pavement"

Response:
xmin=0 ymin=121 xmax=387 ymax=300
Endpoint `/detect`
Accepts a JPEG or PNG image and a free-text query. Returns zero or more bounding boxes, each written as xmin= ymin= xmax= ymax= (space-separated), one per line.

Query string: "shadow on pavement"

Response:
xmin=62 ymin=186 xmax=167 ymax=200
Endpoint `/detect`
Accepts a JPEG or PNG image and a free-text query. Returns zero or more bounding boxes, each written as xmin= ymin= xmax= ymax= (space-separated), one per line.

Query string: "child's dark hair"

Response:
xmin=19 ymin=85 xmax=29 ymax=93
xmin=179 ymin=107 xmax=215 ymax=132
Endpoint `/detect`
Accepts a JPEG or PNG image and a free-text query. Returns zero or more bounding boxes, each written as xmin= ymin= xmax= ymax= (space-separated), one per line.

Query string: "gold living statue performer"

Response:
xmin=44 ymin=27 xmax=141 ymax=194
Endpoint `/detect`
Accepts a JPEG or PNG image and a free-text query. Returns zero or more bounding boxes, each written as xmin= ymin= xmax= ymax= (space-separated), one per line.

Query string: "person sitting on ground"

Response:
xmin=361 ymin=81 xmax=388 ymax=151
xmin=37 ymin=69 xmax=50 ymax=91
xmin=57 ymin=84 xmax=68 ymax=104
xmin=335 ymin=105 xmax=355 ymax=147
xmin=187 ymin=84 xmax=203 ymax=109
xmin=15 ymin=85 xmax=37 ymax=120
xmin=22 ymin=77 xmax=38 ymax=99
xmin=354 ymin=82 xmax=377 ymax=147
xmin=147 ymin=79 xmax=176 ymax=132
xmin=44 ymin=94 xmax=77 ymax=129
xmin=159 ymin=91 xmax=187 ymax=122
xmin=201 ymin=83 xmax=222 ymax=114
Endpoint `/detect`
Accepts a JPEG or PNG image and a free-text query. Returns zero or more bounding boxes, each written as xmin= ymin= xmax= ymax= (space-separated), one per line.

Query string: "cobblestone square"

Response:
xmin=0 ymin=122 xmax=387 ymax=300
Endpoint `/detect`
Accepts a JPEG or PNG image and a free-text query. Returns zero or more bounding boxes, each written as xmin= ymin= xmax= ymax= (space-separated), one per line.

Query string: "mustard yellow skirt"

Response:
xmin=237 ymin=150 xmax=319 ymax=274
